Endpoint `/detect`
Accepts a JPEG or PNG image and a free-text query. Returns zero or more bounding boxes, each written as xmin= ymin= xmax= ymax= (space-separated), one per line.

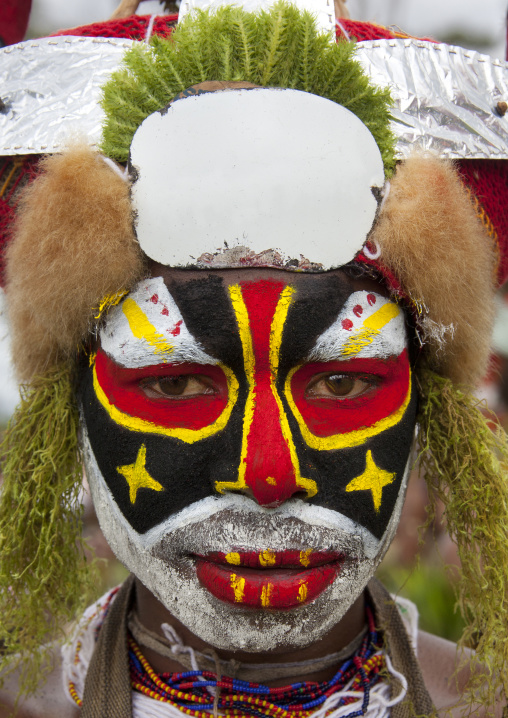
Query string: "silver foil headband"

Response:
xmin=1 ymin=36 xmax=508 ymax=160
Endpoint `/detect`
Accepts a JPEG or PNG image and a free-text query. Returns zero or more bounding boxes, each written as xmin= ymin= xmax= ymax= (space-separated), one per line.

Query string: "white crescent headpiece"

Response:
xmin=129 ymin=87 xmax=385 ymax=270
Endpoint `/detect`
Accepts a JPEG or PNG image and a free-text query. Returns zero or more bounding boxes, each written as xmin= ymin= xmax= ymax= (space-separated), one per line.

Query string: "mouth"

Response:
xmin=194 ymin=549 xmax=345 ymax=609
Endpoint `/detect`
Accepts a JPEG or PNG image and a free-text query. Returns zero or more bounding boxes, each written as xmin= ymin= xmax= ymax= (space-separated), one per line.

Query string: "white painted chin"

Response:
xmin=81 ymin=426 xmax=410 ymax=652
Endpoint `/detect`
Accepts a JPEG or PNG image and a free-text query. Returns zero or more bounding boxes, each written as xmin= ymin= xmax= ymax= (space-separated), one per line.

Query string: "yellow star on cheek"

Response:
xmin=116 ymin=444 xmax=164 ymax=504
xmin=345 ymin=450 xmax=395 ymax=513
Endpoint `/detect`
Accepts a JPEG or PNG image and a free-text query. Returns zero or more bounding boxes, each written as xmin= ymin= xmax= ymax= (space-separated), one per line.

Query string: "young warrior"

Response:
xmin=1 ymin=3 xmax=508 ymax=717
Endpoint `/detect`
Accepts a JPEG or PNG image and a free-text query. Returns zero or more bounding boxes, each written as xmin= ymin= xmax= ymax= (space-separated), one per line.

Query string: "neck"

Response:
xmin=134 ymin=578 xmax=366 ymax=685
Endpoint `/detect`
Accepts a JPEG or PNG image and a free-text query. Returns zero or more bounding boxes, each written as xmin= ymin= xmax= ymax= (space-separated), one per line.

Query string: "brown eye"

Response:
xmin=306 ymin=374 xmax=373 ymax=399
xmin=326 ymin=375 xmax=357 ymax=396
xmin=158 ymin=376 xmax=192 ymax=396
xmin=142 ymin=375 xmax=216 ymax=399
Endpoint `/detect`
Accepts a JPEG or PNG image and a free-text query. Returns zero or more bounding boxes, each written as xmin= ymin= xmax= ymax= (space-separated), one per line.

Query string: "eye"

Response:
xmin=141 ymin=374 xmax=217 ymax=399
xmin=306 ymin=373 xmax=375 ymax=399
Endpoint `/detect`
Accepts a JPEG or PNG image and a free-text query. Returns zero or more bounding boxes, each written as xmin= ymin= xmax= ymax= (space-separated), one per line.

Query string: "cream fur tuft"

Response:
xmin=5 ymin=150 xmax=496 ymax=387
xmin=5 ymin=144 xmax=144 ymax=381
xmin=372 ymin=154 xmax=496 ymax=386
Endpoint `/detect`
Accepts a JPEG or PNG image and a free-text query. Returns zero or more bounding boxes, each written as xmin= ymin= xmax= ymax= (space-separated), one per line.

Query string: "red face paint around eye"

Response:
xmin=288 ymin=351 xmax=410 ymax=438
xmin=94 ymin=348 xmax=230 ymax=431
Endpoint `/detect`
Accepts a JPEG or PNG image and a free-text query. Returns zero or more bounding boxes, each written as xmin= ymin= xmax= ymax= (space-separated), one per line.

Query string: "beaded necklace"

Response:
xmin=128 ymin=605 xmax=384 ymax=718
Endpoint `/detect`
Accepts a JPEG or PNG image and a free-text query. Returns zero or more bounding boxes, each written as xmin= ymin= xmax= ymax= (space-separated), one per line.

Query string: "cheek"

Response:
xmin=79 ymin=363 xmax=246 ymax=534
xmin=299 ymin=393 xmax=417 ymax=541
xmin=277 ymin=349 xmax=415 ymax=539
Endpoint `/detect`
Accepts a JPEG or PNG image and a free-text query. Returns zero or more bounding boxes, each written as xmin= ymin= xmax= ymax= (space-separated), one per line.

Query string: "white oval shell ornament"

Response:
xmin=129 ymin=88 xmax=385 ymax=270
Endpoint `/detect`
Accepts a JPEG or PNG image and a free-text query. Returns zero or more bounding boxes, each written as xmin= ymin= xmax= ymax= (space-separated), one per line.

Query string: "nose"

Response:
xmin=242 ymin=361 xmax=310 ymax=506
xmin=216 ymin=363 xmax=316 ymax=507
xmin=215 ymin=280 xmax=317 ymax=507
xmin=233 ymin=487 xmax=310 ymax=509
xmin=241 ymin=374 xmax=302 ymax=506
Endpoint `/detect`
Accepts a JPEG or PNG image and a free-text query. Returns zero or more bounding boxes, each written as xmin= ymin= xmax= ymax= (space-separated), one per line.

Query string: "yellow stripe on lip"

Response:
xmin=259 ymin=549 xmax=276 ymax=567
xmin=297 ymin=583 xmax=308 ymax=603
xmin=299 ymin=549 xmax=312 ymax=567
xmin=260 ymin=583 xmax=273 ymax=607
xmin=230 ymin=574 xmax=245 ymax=602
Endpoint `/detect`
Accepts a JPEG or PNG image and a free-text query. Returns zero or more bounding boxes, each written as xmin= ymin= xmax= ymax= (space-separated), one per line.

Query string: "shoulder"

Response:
xmin=417 ymin=630 xmax=504 ymax=717
xmin=0 ymin=646 xmax=79 ymax=718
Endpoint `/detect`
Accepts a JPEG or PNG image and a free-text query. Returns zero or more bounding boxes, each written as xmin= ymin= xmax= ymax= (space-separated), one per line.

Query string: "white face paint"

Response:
xmin=80 ymin=274 xmax=417 ymax=653
xmin=82 ymin=430 xmax=412 ymax=652
xmin=101 ymin=277 xmax=215 ymax=368
xmin=308 ymin=291 xmax=406 ymax=362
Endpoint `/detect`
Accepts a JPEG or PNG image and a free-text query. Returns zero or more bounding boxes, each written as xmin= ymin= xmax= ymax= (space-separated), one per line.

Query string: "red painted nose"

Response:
xmin=224 ymin=280 xmax=315 ymax=508
xmin=242 ymin=366 xmax=299 ymax=507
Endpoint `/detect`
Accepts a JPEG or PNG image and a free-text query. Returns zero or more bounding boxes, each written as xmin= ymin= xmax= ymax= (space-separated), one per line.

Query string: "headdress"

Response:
xmin=1 ymin=2 xmax=508 ymax=710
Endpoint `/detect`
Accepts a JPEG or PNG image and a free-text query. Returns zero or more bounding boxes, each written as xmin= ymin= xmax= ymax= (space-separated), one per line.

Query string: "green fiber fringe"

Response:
xmin=0 ymin=364 xmax=98 ymax=696
xmin=417 ymin=365 xmax=508 ymax=710
xmin=101 ymin=2 xmax=396 ymax=174
xmin=2 ymin=340 xmax=506 ymax=713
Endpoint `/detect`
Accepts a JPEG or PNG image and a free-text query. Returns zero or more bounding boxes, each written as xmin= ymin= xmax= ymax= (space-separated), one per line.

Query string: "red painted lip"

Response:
xmin=194 ymin=550 xmax=344 ymax=610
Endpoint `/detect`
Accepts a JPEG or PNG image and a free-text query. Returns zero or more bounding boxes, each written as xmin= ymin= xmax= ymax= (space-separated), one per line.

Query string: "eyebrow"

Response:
xmin=307 ymin=294 xmax=405 ymax=363
xmin=340 ymin=303 xmax=401 ymax=358
xmin=122 ymin=298 xmax=175 ymax=357
xmin=100 ymin=284 xmax=217 ymax=369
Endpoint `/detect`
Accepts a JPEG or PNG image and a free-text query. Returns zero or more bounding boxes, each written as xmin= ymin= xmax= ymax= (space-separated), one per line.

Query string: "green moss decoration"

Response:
xmin=0 ymin=364 xmax=98 ymax=697
xmin=416 ymin=365 xmax=508 ymax=709
xmin=101 ymin=2 xmax=395 ymax=174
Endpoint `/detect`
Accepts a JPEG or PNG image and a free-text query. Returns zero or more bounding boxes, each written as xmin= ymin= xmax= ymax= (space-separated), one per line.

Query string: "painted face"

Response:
xmin=79 ymin=270 xmax=417 ymax=651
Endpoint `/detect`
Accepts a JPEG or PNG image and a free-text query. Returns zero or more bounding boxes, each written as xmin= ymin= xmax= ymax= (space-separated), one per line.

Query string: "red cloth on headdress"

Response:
xmin=52 ymin=13 xmax=178 ymax=41
xmin=0 ymin=0 xmax=32 ymax=47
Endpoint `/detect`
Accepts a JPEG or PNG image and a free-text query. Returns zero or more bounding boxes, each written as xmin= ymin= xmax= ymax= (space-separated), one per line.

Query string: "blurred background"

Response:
xmin=25 ymin=0 xmax=508 ymax=55
xmin=2 ymin=0 xmax=508 ymax=643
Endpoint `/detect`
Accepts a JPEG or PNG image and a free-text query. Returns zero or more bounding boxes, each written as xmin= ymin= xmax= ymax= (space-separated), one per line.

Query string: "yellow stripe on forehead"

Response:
xmin=122 ymin=297 xmax=174 ymax=357
xmin=341 ymin=303 xmax=400 ymax=357
xmin=269 ymin=286 xmax=317 ymax=499
xmin=213 ymin=284 xmax=254 ymax=494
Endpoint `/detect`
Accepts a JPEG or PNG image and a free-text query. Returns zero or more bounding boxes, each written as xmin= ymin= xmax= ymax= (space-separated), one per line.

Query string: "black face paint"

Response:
xmin=79 ymin=271 xmax=416 ymax=541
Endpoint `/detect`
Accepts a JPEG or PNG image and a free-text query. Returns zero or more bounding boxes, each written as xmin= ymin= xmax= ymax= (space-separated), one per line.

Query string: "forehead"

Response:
xmin=149 ymin=264 xmax=390 ymax=300
xmin=136 ymin=265 xmax=398 ymax=365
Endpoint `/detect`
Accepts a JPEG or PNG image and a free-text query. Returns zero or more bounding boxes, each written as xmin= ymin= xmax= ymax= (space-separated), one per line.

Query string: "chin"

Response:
xmin=82 ymin=427 xmax=409 ymax=653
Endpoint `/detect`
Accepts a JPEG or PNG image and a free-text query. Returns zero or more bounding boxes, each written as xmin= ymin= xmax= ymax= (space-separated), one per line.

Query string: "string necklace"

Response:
xmin=128 ymin=610 xmax=368 ymax=683
xmin=128 ymin=604 xmax=387 ymax=718
xmin=63 ymin=585 xmax=410 ymax=717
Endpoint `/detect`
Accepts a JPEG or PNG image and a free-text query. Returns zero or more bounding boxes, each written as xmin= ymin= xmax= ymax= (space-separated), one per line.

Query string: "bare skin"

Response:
xmin=0 ymin=582 xmax=503 ymax=717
